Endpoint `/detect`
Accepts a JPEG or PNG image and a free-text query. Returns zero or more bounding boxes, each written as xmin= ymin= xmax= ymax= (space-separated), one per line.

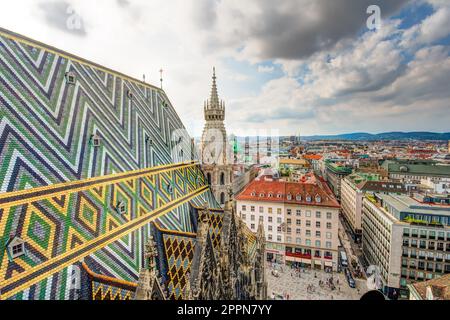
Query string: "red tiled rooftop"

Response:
xmin=235 ymin=176 xmax=340 ymax=208
xmin=303 ymin=154 xmax=323 ymax=161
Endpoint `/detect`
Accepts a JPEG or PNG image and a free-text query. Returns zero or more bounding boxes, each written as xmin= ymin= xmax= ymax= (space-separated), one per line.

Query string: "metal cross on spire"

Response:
xmin=159 ymin=68 xmax=163 ymax=89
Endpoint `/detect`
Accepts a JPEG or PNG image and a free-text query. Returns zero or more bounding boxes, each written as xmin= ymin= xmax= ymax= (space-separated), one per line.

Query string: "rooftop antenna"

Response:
xmin=159 ymin=68 xmax=164 ymax=90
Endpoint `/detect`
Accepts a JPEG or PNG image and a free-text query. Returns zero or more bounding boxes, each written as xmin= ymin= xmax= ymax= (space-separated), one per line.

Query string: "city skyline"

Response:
xmin=1 ymin=0 xmax=449 ymax=136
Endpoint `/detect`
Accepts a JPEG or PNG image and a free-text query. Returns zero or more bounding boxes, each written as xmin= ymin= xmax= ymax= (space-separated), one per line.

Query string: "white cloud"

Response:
xmin=402 ymin=4 xmax=450 ymax=47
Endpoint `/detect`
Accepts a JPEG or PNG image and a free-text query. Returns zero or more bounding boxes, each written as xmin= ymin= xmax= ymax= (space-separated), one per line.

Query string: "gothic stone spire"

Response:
xmin=205 ymin=67 xmax=225 ymax=113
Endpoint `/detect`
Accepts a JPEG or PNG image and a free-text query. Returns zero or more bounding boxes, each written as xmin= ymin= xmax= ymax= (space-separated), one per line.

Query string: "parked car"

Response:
xmin=345 ymin=268 xmax=356 ymax=288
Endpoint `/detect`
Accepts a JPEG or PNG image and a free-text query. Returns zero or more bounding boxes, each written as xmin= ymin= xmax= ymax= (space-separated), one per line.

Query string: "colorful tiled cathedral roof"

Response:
xmin=0 ymin=27 xmax=221 ymax=300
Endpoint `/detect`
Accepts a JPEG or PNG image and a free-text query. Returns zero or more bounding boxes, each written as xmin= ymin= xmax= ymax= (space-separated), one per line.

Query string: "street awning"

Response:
xmin=324 ymin=261 xmax=333 ymax=267
xmin=314 ymin=260 xmax=322 ymax=265
xmin=301 ymin=259 xmax=311 ymax=264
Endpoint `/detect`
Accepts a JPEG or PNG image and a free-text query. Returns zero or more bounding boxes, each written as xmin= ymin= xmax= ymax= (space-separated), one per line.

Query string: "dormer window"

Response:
xmin=315 ymin=195 xmax=322 ymax=203
xmin=251 ymin=191 xmax=256 ymax=197
xmin=287 ymin=194 xmax=292 ymax=201
xmin=277 ymin=193 xmax=282 ymax=198
xmin=268 ymin=193 xmax=273 ymax=198
xmin=90 ymin=134 xmax=101 ymax=147
xmin=146 ymin=137 xmax=154 ymax=146
xmin=259 ymin=193 xmax=265 ymax=198
xmin=116 ymin=201 xmax=126 ymax=215
xmin=306 ymin=195 xmax=312 ymax=202
xmin=296 ymin=194 xmax=302 ymax=201
xmin=127 ymin=90 xmax=133 ymax=99
xmin=65 ymin=71 xmax=76 ymax=84
xmin=6 ymin=236 xmax=26 ymax=261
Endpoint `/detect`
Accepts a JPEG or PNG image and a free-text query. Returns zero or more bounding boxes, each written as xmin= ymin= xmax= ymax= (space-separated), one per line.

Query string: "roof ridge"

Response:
xmin=0 ymin=27 xmax=162 ymax=92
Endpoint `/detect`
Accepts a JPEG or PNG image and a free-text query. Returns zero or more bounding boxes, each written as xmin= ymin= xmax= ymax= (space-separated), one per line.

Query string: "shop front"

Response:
xmin=324 ymin=260 xmax=333 ymax=273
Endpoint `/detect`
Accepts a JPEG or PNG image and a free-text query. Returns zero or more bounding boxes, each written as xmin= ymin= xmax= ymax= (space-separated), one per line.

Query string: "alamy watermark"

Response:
xmin=366 ymin=265 xmax=384 ymax=291
xmin=66 ymin=5 xmax=84 ymax=31
xmin=367 ymin=5 xmax=382 ymax=31
xmin=170 ymin=128 xmax=280 ymax=167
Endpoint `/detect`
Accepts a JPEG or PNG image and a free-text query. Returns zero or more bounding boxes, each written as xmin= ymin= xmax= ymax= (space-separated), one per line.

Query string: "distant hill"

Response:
xmin=300 ymin=132 xmax=450 ymax=141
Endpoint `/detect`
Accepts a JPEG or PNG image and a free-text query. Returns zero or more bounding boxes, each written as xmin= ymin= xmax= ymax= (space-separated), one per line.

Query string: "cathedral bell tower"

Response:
xmin=200 ymin=68 xmax=233 ymax=207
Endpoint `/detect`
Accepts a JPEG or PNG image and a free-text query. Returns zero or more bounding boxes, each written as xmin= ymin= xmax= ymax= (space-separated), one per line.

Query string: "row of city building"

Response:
xmin=233 ymin=151 xmax=450 ymax=299
xmin=334 ymin=158 xmax=450 ymax=298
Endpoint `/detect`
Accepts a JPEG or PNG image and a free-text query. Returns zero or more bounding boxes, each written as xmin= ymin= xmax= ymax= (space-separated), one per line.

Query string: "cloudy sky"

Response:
xmin=1 ymin=0 xmax=450 ymax=136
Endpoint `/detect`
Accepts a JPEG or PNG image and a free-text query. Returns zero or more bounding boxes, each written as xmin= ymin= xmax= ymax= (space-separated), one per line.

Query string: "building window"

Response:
xmin=296 ymin=238 xmax=301 ymax=244
xmin=65 ymin=71 xmax=76 ymax=84
xmin=220 ymin=192 xmax=225 ymax=205
xmin=251 ymin=215 xmax=255 ymax=221
xmin=259 ymin=207 xmax=264 ymax=213
xmin=327 ymin=212 xmax=332 ymax=219
xmin=206 ymin=173 xmax=212 ymax=185
xmin=306 ymin=230 xmax=311 ymax=237
xmin=12 ymin=243 xmax=24 ymax=257
xmin=316 ymin=212 xmax=321 ymax=219
xmin=286 ymin=236 xmax=292 ymax=243
xmin=7 ymin=237 xmax=26 ymax=260
xmin=242 ymin=214 xmax=246 ymax=220
xmin=268 ymin=217 xmax=273 ymax=223
xmin=326 ymin=232 xmax=332 ymax=239
xmin=287 ymin=209 xmax=292 ymax=215
xmin=287 ymin=218 xmax=292 ymax=225
xmin=287 ymin=194 xmax=292 ymax=200
xmin=277 ymin=208 xmax=282 ymax=214
xmin=251 ymin=206 xmax=255 ymax=212
xmin=315 ymin=240 xmax=321 ymax=247
xmin=90 ymin=134 xmax=101 ymax=147
xmin=296 ymin=220 xmax=301 ymax=226
xmin=316 ymin=231 xmax=321 ymax=237
xmin=296 ymin=229 xmax=301 ymax=235
xmin=315 ymin=196 xmax=321 ymax=203
xmin=220 ymin=172 xmax=225 ymax=185
xmin=327 ymin=222 xmax=332 ymax=229
xmin=306 ymin=210 xmax=311 ymax=217
xmin=268 ymin=226 xmax=273 ymax=231
xmin=277 ymin=217 xmax=282 ymax=224
xmin=296 ymin=210 xmax=301 ymax=216
xmin=296 ymin=194 xmax=302 ymax=201
xmin=251 ymin=224 xmax=255 ymax=230
xmin=305 ymin=239 xmax=311 ymax=246
xmin=277 ymin=236 xmax=282 ymax=242
xmin=326 ymin=241 xmax=332 ymax=249
xmin=242 ymin=205 xmax=246 ymax=211
xmin=268 ymin=234 xmax=273 ymax=240
xmin=277 ymin=226 xmax=282 ymax=233
xmin=306 ymin=220 xmax=311 ymax=227
xmin=116 ymin=201 xmax=127 ymax=215
xmin=268 ymin=208 xmax=273 ymax=214
xmin=316 ymin=221 xmax=321 ymax=228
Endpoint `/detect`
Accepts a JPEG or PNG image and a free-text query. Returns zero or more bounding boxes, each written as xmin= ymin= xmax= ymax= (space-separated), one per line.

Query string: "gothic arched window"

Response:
xmin=220 ymin=192 xmax=225 ymax=205
xmin=207 ymin=173 xmax=212 ymax=185
xmin=220 ymin=172 xmax=225 ymax=185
